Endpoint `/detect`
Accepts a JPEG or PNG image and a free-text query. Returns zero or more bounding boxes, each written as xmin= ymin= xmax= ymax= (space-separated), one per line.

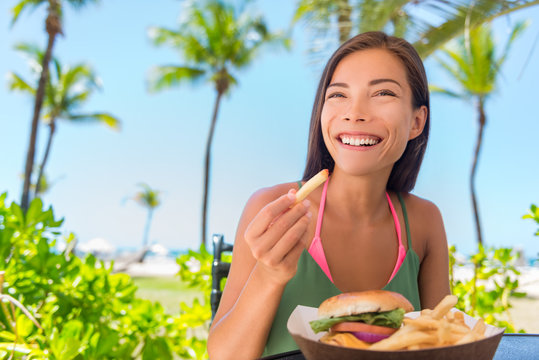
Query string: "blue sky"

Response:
xmin=1 ymin=1 xmax=538 ymax=259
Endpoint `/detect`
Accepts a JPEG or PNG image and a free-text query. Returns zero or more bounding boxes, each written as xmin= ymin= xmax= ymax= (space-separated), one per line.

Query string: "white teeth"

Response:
xmin=340 ymin=135 xmax=380 ymax=147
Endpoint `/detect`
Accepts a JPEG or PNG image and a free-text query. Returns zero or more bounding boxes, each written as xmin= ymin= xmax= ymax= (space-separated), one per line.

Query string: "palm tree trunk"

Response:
xmin=337 ymin=0 xmax=352 ymax=44
xmin=21 ymin=1 xmax=62 ymax=211
xmin=142 ymin=208 xmax=153 ymax=249
xmin=471 ymin=97 xmax=486 ymax=246
xmin=35 ymin=119 xmax=56 ymax=197
xmin=21 ymin=34 xmax=56 ymax=211
xmin=201 ymin=89 xmax=224 ymax=247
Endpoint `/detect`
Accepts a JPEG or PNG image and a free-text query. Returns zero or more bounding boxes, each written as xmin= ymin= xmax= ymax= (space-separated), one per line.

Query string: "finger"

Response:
xmin=245 ymin=190 xmax=297 ymax=239
xmin=264 ymin=198 xmax=310 ymax=242
xmin=282 ymin=235 xmax=308 ymax=269
xmin=252 ymin=204 xmax=310 ymax=262
xmin=264 ymin=212 xmax=311 ymax=267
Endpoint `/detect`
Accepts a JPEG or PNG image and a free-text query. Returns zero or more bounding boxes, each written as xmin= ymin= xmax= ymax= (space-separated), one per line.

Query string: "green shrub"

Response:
xmin=523 ymin=204 xmax=539 ymax=236
xmin=0 ymin=192 xmax=208 ymax=359
xmin=449 ymin=244 xmax=526 ymax=333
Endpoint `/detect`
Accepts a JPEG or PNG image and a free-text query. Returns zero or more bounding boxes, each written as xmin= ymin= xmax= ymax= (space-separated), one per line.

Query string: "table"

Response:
xmin=261 ymin=334 xmax=539 ymax=360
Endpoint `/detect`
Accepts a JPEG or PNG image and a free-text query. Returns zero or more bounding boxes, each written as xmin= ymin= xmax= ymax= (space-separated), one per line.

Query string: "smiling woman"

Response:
xmin=320 ymin=48 xmax=427 ymax=179
xmin=207 ymin=31 xmax=450 ymax=360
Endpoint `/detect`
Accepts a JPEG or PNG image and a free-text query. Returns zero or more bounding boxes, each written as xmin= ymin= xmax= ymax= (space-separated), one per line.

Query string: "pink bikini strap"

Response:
xmin=387 ymin=192 xmax=407 ymax=282
xmin=308 ymin=178 xmax=333 ymax=281
xmin=386 ymin=192 xmax=402 ymax=248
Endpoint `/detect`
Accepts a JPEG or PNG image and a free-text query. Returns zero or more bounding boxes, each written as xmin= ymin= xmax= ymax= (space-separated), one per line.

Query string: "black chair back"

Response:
xmin=211 ymin=234 xmax=233 ymax=320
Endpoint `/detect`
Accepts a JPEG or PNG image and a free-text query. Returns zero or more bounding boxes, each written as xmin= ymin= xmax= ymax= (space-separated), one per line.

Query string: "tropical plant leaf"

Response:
xmin=67 ymin=113 xmax=121 ymax=130
xmin=428 ymin=84 xmax=464 ymax=99
xmin=10 ymin=0 xmax=43 ymax=26
xmin=147 ymin=65 xmax=206 ymax=92
xmin=497 ymin=20 xmax=530 ymax=70
xmin=414 ymin=0 xmax=539 ymax=59
xmin=7 ymin=72 xmax=35 ymax=95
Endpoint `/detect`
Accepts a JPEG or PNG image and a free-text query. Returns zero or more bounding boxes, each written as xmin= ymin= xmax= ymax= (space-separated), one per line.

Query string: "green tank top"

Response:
xmin=262 ymin=193 xmax=421 ymax=357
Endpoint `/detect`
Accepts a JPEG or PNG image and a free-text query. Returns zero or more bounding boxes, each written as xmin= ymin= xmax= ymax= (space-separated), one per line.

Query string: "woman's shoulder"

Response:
xmin=399 ymin=192 xmax=446 ymax=258
xmin=399 ymin=192 xmax=442 ymax=220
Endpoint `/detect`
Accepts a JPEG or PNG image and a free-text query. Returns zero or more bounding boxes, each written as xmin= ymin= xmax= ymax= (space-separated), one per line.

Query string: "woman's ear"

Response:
xmin=409 ymin=105 xmax=428 ymax=140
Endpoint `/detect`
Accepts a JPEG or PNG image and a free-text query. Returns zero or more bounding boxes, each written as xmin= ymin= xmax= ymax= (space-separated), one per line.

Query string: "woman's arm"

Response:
xmin=415 ymin=199 xmax=451 ymax=309
xmin=207 ymin=185 xmax=312 ymax=360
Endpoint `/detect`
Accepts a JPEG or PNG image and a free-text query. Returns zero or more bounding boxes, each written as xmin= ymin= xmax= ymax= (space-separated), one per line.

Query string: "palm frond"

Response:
xmin=292 ymin=0 xmax=337 ymax=25
xmin=14 ymin=42 xmax=45 ymax=74
xmin=497 ymin=20 xmax=529 ymax=69
xmin=66 ymin=0 xmax=101 ymax=9
xmin=134 ymin=183 xmax=161 ymax=209
xmin=435 ymin=48 xmax=469 ymax=86
xmin=414 ymin=0 xmax=539 ymax=59
xmin=428 ymin=84 xmax=465 ymax=100
xmin=61 ymin=64 xmax=98 ymax=91
xmin=10 ymin=0 xmax=43 ymax=26
xmin=6 ymin=72 xmax=35 ymax=95
xmin=147 ymin=65 xmax=206 ymax=93
xmin=358 ymin=0 xmax=409 ymax=33
xmin=64 ymin=91 xmax=92 ymax=109
xmin=148 ymin=26 xmax=182 ymax=47
xmin=67 ymin=113 xmax=121 ymax=130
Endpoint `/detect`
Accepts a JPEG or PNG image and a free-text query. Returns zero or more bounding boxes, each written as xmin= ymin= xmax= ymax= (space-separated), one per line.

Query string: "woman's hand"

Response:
xmin=244 ymin=189 xmax=312 ymax=286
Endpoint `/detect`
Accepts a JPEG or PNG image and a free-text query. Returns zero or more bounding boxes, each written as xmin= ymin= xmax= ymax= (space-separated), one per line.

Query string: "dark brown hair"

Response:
xmin=302 ymin=31 xmax=430 ymax=193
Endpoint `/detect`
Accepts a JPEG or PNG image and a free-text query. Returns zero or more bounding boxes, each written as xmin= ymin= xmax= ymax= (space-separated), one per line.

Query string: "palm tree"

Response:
xmin=293 ymin=0 xmax=352 ymax=44
xmin=133 ymin=184 xmax=161 ymax=250
xmin=293 ymin=0 xmax=539 ymax=59
xmin=430 ymin=21 xmax=527 ymax=246
xmin=147 ymin=0 xmax=290 ymax=246
xmin=11 ymin=0 xmax=100 ymax=211
xmin=8 ymin=43 xmax=120 ymax=196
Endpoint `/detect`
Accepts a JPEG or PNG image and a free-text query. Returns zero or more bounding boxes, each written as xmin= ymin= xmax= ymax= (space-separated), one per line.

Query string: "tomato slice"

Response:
xmin=331 ymin=322 xmax=397 ymax=336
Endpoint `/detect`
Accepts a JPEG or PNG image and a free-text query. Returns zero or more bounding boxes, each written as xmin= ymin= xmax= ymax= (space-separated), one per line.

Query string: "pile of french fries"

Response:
xmin=370 ymin=295 xmax=487 ymax=351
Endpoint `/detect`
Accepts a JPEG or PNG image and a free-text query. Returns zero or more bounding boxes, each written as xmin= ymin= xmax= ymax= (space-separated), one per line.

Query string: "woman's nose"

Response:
xmin=343 ymin=99 xmax=368 ymax=122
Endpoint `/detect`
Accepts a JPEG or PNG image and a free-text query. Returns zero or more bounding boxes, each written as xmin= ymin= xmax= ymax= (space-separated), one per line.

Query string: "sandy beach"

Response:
xmin=121 ymin=256 xmax=539 ymax=333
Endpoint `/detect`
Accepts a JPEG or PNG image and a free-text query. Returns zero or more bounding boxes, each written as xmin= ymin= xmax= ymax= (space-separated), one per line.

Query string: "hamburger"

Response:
xmin=309 ymin=290 xmax=414 ymax=348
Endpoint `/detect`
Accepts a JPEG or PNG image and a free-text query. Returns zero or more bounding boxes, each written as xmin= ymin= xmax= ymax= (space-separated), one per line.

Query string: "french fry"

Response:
xmin=431 ymin=295 xmax=458 ymax=319
xmin=370 ymin=330 xmax=438 ymax=350
xmin=453 ymin=311 xmax=465 ymax=324
xmin=403 ymin=317 xmax=441 ymax=330
xmin=455 ymin=331 xmax=478 ymax=345
xmin=365 ymin=296 xmax=487 ymax=351
xmin=294 ymin=169 xmax=329 ymax=204
xmin=472 ymin=318 xmax=486 ymax=336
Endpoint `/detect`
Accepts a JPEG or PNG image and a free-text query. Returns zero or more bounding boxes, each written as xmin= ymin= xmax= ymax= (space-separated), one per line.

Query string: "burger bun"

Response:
xmin=318 ymin=290 xmax=414 ymax=319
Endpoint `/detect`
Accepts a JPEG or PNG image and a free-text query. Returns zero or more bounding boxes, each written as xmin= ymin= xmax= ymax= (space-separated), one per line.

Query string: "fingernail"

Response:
xmin=302 ymin=199 xmax=311 ymax=208
xmin=306 ymin=211 xmax=312 ymax=219
xmin=287 ymin=191 xmax=296 ymax=201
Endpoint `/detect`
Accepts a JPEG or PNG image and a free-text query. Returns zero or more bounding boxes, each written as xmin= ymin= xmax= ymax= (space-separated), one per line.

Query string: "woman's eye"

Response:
xmin=375 ymin=90 xmax=396 ymax=97
xmin=327 ymin=93 xmax=345 ymax=99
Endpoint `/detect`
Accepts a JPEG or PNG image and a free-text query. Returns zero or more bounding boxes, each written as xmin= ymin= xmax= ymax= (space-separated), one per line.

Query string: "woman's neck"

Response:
xmin=326 ymin=168 xmax=391 ymax=223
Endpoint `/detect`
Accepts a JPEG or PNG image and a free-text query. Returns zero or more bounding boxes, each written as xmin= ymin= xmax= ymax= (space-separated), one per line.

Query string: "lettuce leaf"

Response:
xmin=309 ymin=308 xmax=405 ymax=333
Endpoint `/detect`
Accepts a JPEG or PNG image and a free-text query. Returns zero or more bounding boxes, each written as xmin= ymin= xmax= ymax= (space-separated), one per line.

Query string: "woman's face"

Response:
xmin=320 ymin=48 xmax=427 ymax=177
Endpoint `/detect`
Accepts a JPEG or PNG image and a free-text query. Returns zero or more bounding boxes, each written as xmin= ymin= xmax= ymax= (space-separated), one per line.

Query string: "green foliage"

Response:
xmin=449 ymin=245 xmax=526 ymax=333
xmin=523 ymin=204 xmax=539 ymax=236
xmin=174 ymin=245 xmax=214 ymax=360
xmin=0 ymin=192 xmax=209 ymax=359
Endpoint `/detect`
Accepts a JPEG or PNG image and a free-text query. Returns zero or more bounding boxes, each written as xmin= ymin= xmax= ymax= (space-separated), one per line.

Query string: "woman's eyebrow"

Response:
xmin=369 ymin=78 xmax=402 ymax=88
xmin=327 ymin=82 xmax=348 ymax=89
